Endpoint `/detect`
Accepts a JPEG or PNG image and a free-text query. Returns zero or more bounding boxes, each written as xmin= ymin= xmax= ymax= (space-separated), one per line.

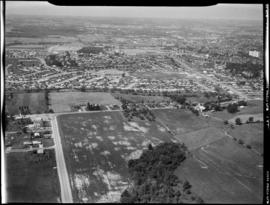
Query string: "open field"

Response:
xmin=211 ymin=100 xmax=263 ymax=121
xmin=49 ymin=92 xmax=121 ymax=112
xmin=175 ymin=127 xmax=226 ymax=150
xmin=57 ymin=111 xmax=178 ymax=203
xmin=132 ymin=71 xmax=187 ymax=79
xmin=228 ymin=123 xmax=263 ymax=154
xmin=228 ymin=113 xmax=263 ymax=124
xmin=5 ymin=150 xmax=60 ymax=203
xmin=5 ymin=92 xmax=48 ymax=115
xmin=112 ymin=93 xmax=170 ymax=103
xmin=175 ymin=137 xmax=263 ymax=204
xmin=123 ymin=48 xmax=164 ymax=55
xmin=153 ymin=108 xmax=224 ymax=135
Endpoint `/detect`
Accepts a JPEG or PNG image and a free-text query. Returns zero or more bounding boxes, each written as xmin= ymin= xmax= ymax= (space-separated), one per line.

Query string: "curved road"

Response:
xmin=51 ymin=116 xmax=73 ymax=203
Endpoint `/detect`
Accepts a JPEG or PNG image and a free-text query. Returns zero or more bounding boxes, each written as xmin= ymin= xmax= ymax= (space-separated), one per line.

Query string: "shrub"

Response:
xmin=238 ymin=139 xmax=244 ymax=145
xmin=235 ymin=118 xmax=242 ymax=125
xmin=227 ymin=103 xmax=239 ymax=113
xmin=248 ymin=116 xmax=254 ymax=123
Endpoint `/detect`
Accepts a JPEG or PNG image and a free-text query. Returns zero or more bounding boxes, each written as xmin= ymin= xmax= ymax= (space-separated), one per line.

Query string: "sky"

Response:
xmin=6 ymin=2 xmax=263 ymax=21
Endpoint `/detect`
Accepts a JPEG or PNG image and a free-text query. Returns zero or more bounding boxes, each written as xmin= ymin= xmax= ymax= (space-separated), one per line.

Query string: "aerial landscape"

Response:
xmin=2 ymin=2 xmax=265 ymax=204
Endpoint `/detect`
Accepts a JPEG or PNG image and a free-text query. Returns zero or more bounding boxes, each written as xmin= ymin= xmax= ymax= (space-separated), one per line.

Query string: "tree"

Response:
xmin=235 ymin=117 xmax=242 ymax=125
xmin=224 ymin=120 xmax=229 ymax=125
xmin=22 ymin=126 xmax=27 ymax=133
xmin=48 ymin=108 xmax=54 ymax=113
xmin=238 ymin=139 xmax=244 ymax=145
xmin=227 ymin=103 xmax=239 ymax=113
xmin=248 ymin=116 xmax=254 ymax=123
xmin=246 ymin=145 xmax=252 ymax=149
xmin=148 ymin=143 xmax=153 ymax=151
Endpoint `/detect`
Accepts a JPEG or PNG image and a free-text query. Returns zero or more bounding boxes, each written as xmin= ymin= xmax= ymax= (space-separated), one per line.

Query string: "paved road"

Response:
xmin=51 ymin=116 xmax=73 ymax=203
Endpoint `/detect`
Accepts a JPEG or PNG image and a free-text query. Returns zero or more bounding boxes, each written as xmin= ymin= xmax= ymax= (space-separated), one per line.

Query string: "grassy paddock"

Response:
xmin=49 ymin=92 xmax=121 ymax=112
xmin=5 ymin=92 xmax=48 ymax=115
xmin=5 ymin=150 xmax=60 ymax=203
xmin=228 ymin=123 xmax=263 ymax=154
xmin=112 ymin=93 xmax=170 ymax=103
xmin=175 ymin=137 xmax=263 ymax=203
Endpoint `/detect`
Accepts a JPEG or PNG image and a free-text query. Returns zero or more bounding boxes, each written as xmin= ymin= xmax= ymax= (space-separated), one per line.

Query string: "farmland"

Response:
xmin=57 ymin=111 xmax=178 ymax=203
xmin=49 ymin=92 xmax=121 ymax=113
xmin=5 ymin=92 xmax=48 ymax=115
xmin=112 ymin=93 xmax=170 ymax=103
xmin=151 ymin=108 xmax=263 ymax=203
xmin=175 ymin=137 xmax=263 ymax=203
xmin=211 ymin=100 xmax=263 ymax=121
xmin=5 ymin=150 xmax=61 ymax=203
xmin=227 ymin=123 xmax=263 ymax=155
xmin=153 ymin=108 xmax=223 ymax=135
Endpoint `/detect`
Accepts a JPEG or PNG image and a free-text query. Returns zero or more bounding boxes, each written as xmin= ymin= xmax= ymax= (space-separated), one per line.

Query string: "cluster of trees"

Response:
xmin=169 ymin=95 xmax=186 ymax=105
xmin=227 ymin=103 xmax=239 ymax=113
xmin=86 ymin=102 xmax=101 ymax=111
xmin=225 ymin=62 xmax=262 ymax=79
xmin=120 ymin=142 xmax=203 ymax=203
xmin=19 ymin=106 xmax=31 ymax=115
xmin=204 ymin=101 xmax=223 ymax=112
xmin=77 ymin=46 xmax=104 ymax=55
xmin=5 ymin=116 xmax=33 ymax=134
xmin=121 ymin=100 xmax=155 ymax=121
xmin=227 ymin=100 xmax=247 ymax=114
xmin=45 ymin=52 xmax=77 ymax=67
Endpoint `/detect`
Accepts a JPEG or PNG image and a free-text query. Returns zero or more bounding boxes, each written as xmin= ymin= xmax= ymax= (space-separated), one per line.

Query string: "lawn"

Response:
xmin=175 ymin=137 xmax=263 ymax=204
xmin=57 ymin=111 xmax=178 ymax=203
xmin=153 ymin=108 xmax=223 ymax=135
xmin=5 ymin=92 xmax=48 ymax=115
xmin=211 ymin=100 xmax=263 ymax=121
xmin=174 ymin=127 xmax=226 ymax=150
xmin=5 ymin=150 xmax=60 ymax=203
xmin=228 ymin=123 xmax=263 ymax=154
xmin=228 ymin=113 xmax=263 ymax=124
xmin=112 ymin=93 xmax=170 ymax=103
xmin=49 ymin=92 xmax=121 ymax=112
xmin=132 ymin=71 xmax=187 ymax=80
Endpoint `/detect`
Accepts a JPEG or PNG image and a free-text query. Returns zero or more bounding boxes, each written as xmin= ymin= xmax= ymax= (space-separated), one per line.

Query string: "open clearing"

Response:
xmin=57 ymin=111 xmax=177 ymax=203
xmin=211 ymin=100 xmax=263 ymax=121
xmin=176 ymin=137 xmax=263 ymax=203
xmin=153 ymin=108 xmax=224 ymax=135
xmin=228 ymin=113 xmax=263 ymax=124
xmin=228 ymin=123 xmax=263 ymax=155
xmin=49 ymin=92 xmax=121 ymax=112
xmin=132 ymin=71 xmax=187 ymax=79
xmin=5 ymin=92 xmax=48 ymax=115
xmin=112 ymin=93 xmax=170 ymax=103
xmin=5 ymin=150 xmax=60 ymax=203
xmin=175 ymin=127 xmax=226 ymax=150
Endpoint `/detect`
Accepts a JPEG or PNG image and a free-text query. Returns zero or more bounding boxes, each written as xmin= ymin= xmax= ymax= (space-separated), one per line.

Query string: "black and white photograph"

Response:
xmin=1 ymin=1 xmax=268 ymax=203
